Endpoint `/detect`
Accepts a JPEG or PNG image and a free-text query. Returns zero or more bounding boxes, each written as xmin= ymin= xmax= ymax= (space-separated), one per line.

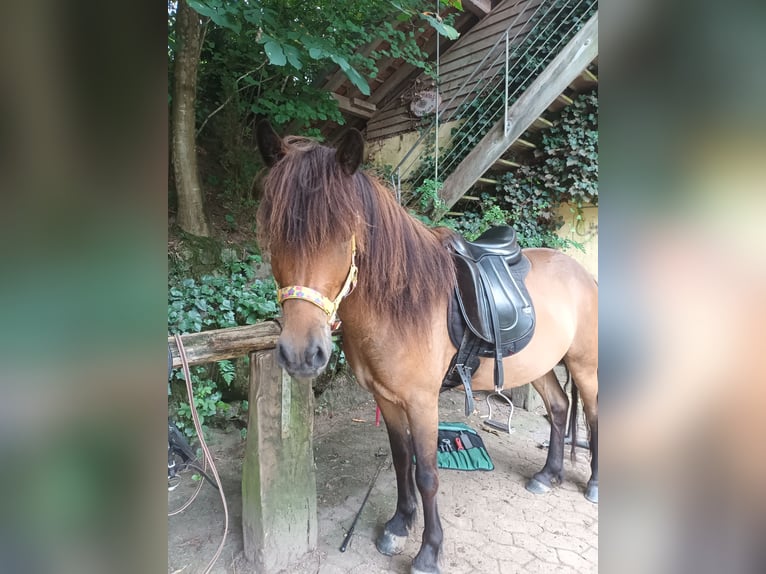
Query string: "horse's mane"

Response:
xmin=257 ymin=135 xmax=455 ymax=332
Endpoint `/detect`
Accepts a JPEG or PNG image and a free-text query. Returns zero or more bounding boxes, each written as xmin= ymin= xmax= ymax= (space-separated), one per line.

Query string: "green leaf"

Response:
xmin=440 ymin=0 xmax=463 ymax=9
xmin=241 ymin=74 xmax=258 ymax=87
xmin=186 ymin=0 xmax=218 ymax=19
xmin=329 ymin=54 xmax=350 ymax=71
xmin=187 ymin=1 xmax=241 ymax=34
xmin=308 ymin=47 xmax=326 ymax=60
xmin=264 ymin=41 xmax=286 ymax=66
xmin=422 ymin=14 xmax=459 ymax=40
xmin=282 ymin=44 xmax=303 ymax=70
xmin=242 ymin=7 xmax=262 ymax=25
xmin=342 ymin=65 xmax=370 ymax=96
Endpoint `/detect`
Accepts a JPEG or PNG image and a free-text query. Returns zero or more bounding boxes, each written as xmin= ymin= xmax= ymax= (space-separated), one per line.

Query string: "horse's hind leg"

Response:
xmin=584 ymin=401 xmax=598 ymax=503
xmin=567 ymin=360 xmax=598 ymax=503
xmin=375 ymin=395 xmax=418 ymax=556
xmin=526 ymin=370 xmax=569 ymax=495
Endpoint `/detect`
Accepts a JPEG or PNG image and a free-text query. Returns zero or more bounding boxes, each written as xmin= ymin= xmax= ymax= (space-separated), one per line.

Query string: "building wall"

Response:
xmin=555 ymin=203 xmax=598 ymax=278
xmin=367 ymin=120 xmax=462 ymax=172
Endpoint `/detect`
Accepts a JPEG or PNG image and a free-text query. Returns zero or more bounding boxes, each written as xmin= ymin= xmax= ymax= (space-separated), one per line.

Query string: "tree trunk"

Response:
xmin=172 ymin=0 xmax=210 ymax=236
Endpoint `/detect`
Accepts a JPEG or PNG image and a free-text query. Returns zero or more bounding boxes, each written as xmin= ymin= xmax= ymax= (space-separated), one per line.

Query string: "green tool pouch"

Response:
xmin=436 ymin=422 xmax=494 ymax=471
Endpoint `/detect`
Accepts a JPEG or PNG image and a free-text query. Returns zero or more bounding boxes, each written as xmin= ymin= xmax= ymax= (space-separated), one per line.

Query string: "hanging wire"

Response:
xmin=434 ymin=0 xmax=440 ymax=186
xmin=392 ymin=0 xmax=596 ymax=198
xmin=436 ymin=0 xmax=593 ymax=177
xmin=394 ymin=0 xmax=546 ymax=186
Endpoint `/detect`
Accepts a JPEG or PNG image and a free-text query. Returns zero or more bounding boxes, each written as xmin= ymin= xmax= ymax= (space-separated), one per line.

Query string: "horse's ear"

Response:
xmin=336 ymin=129 xmax=365 ymax=176
xmin=256 ymin=120 xmax=284 ymax=167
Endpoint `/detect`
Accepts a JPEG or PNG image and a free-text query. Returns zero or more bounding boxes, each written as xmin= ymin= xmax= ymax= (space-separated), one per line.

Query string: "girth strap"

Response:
xmin=448 ymin=325 xmax=482 ymax=416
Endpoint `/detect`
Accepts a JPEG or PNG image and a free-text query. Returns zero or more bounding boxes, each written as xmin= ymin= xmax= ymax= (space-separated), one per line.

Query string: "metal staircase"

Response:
xmin=391 ymin=0 xmax=598 ymax=214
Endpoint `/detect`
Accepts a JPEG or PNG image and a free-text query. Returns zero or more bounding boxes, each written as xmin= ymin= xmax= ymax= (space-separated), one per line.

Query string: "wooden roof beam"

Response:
xmin=331 ymin=93 xmax=377 ymax=119
xmin=581 ymin=68 xmax=598 ymax=82
xmin=368 ymin=11 xmax=476 ymax=107
xmin=494 ymin=158 xmax=520 ymax=168
xmin=462 ymin=0 xmax=492 ymax=18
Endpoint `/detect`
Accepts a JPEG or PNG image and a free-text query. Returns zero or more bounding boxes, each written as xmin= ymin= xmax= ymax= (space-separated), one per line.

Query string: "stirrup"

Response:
xmin=483 ymin=390 xmax=515 ymax=433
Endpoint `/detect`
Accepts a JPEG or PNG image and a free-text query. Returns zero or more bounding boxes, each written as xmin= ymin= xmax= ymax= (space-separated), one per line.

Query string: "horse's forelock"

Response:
xmin=256 ymin=135 xmax=455 ymax=335
xmin=256 ymin=137 xmax=362 ymax=259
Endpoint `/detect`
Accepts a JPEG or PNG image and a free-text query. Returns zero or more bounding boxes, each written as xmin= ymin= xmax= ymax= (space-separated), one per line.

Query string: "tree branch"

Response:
xmin=196 ymin=66 xmax=265 ymax=137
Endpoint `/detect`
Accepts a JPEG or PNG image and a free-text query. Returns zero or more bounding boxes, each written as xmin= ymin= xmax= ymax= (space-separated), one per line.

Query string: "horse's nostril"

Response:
xmin=276 ymin=340 xmax=291 ymax=368
xmin=307 ymin=344 xmax=327 ymax=370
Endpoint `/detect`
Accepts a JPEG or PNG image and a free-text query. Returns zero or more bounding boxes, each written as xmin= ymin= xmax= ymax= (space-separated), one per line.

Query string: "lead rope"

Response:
xmin=170 ymin=334 xmax=229 ymax=574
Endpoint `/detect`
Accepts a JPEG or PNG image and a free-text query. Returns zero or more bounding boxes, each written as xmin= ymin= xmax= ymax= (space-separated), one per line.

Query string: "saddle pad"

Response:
xmin=436 ymin=422 xmax=494 ymax=471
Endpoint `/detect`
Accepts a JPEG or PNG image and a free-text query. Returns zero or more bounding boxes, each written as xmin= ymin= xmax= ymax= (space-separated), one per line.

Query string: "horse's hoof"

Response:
xmin=525 ymin=477 xmax=552 ymax=495
xmin=584 ymin=482 xmax=598 ymax=504
xmin=376 ymin=530 xmax=407 ymax=556
xmin=411 ymin=565 xmax=441 ymax=574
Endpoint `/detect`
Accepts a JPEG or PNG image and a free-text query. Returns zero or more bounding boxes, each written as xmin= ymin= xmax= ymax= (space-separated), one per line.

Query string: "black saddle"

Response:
xmin=443 ymin=226 xmax=536 ymax=415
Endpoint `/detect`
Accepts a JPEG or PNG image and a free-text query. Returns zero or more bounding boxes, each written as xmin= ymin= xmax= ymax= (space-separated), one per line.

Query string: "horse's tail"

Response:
xmin=568 ymin=368 xmax=578 ymax=464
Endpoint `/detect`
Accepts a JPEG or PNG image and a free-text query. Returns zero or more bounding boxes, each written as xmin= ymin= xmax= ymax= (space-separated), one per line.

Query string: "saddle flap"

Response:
xmin=454 ymin=256 xmax=533 ymax=343
xmin=448 ymin=227 xmax=535 ymax=349
xmin=453 ymin=256 xmax=492 ymax=341
xmin=443 ymin=226 xmax=537 ymax=396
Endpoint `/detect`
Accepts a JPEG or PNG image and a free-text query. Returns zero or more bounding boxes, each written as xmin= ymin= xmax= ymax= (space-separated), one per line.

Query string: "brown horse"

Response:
xmin=255 ymin=122 xmax=598 ymax=574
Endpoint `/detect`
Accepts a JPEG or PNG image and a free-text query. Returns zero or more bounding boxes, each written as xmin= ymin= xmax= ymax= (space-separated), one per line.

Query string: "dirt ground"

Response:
xmin=168 ymin=385 xmax=598 ymax=574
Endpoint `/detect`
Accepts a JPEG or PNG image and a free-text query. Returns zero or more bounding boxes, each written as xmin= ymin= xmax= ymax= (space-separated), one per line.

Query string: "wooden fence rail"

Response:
xmin=168 ymin=320 xmax=318 ymax=572
xmin=167 ymin=321 xmax=282 ymax=367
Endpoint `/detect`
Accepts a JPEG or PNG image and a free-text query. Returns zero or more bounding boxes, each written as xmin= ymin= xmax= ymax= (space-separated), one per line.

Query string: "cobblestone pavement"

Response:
xmin=168 ymin=388 xmax=598 ymax=573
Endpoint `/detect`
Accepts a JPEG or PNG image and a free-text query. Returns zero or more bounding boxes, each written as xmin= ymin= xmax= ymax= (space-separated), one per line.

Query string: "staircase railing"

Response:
xmin=391 ymin=0 xmax=597 ymax=205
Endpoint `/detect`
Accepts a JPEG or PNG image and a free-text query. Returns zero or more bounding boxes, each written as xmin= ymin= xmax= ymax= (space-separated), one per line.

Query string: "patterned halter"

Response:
xmin=276 ymin=235 xmax=358 ymax=328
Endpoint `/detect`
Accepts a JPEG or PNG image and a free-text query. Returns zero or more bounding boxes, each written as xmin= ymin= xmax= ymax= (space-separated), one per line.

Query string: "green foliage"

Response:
xmin=168 ymin=247 xmax=278 ymax=437
xmin=172 ymin=367 xmax=225 ymax=436
xmin=441 ymin=91 xmax=597 ymax=250
xmin=494 ymin=91 xmax=597 ymax=244
xmin=173 ymin=0 xmax=462 ymax=199
xmin=536 ymin=92 xmax=598 ymax=210
xmin=168 ymin=254 xmax=278 ymax=333
xmin=328 ymin=335 xmax=348 ymax=374
xmin=416 ymin=179 xmax=446 ymax=214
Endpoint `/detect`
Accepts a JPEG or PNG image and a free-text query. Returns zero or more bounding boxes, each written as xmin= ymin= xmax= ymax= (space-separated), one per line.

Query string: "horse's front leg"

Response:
xmin=375 ymin=395 xmax=418 ymax=556
xmin=407 ymin=399 xmax=443 ymax=574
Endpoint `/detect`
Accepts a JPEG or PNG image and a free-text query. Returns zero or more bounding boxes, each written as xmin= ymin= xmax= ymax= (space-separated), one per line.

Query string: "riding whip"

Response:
xmin=339 ymin=453 xmax=388 ymax=552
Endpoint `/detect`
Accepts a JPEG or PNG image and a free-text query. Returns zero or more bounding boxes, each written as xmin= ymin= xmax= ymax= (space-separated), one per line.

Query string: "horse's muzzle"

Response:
xmin=275 ymin=334 xmax=331 ymax=379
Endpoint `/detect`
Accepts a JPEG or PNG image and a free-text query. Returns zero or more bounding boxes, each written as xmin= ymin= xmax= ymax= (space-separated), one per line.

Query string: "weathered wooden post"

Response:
xmin=168 ymin=323 xmax=317 ymax=570
xmin=242 ymin=349 xmax=318 ymax=571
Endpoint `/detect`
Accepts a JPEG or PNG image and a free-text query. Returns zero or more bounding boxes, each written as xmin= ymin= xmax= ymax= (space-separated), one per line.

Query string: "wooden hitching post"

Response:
xmin=242 ymin=349 xmax=318 ymax=571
